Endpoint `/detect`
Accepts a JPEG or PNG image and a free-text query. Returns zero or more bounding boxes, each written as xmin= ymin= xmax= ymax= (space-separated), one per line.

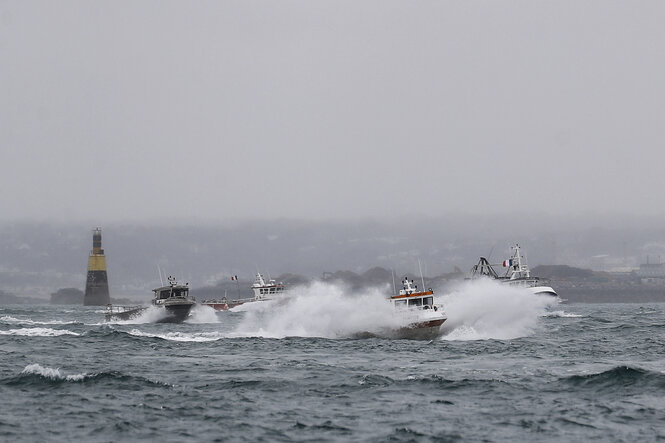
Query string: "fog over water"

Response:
xmin=1 ymin=1 xmax=664 ymax=223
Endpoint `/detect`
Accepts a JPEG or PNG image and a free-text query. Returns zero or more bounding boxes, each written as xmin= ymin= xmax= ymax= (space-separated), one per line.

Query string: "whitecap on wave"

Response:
xmin=126 ymin=328 xmax=226 ymax=342
xmin=541 ymin=310 xmax=584 ymax=318
xmin=0 ymin=327 xmax=80 ymax=337
xmin=1 ymin=315 xmax=79 ymax=326
xmin=21 ymin=363 xmax=88 ymax=381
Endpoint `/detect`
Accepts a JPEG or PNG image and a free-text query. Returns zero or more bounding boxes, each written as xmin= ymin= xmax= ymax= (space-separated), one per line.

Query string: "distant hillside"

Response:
xmin=531 ymin=265 xmax=595 ymax=279
xmin=50 ymin=288 xmax=84 ymax=305
xmin=0 ymin=289 xmax=45 ymax=305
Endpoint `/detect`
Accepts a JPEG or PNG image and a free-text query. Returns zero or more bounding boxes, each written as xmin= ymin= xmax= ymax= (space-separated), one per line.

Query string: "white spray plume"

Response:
xmin=185 ymin=304 xmax=220 ymax=324
xmin=438 ymin=278 xmax=557 ymax=341
xmin=232 ymin=281 xmax=401 ymax=339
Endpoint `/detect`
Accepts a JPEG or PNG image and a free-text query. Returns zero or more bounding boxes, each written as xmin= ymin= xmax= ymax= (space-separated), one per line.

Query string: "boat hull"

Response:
xmin=201 ymin=302 xmax=229 ymax=311
xmin=357 ymin=317 xmax=446 ymax=340
xmin=201 ymin=300 xmax=247 ymax=311
xmin=393 ymin=318 xmax=446 ymax=340
xmin=528 ymin=286 xmax=558 ymax=297
xmin=158 ymin=303 xmax=194 ymax=323
xmin=104 ymin=306 xmax=147 ymax=322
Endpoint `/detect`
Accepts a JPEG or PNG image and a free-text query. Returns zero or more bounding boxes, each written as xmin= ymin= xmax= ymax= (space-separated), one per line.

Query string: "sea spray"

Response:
xmin=104 ymin=306 xmax=168 ymax=325
xmin=438 ymin=278 xmax=557 ymax=340
xmin=232 ymin=281 xmax=401 ymax=339
xmin=185 ymin=304 xmax=220 ymax=324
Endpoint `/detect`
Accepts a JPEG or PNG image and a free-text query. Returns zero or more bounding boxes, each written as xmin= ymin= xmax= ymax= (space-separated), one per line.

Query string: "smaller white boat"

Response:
xmin=201 ymin=272 xmax=286 ymax=311
xmin=251 ymin=272 xmax=286 ymax=300
xmin=387 ymin=278 xmax=447 ymax=340
xmin=470 ymin=244 xmax=558 ymax=297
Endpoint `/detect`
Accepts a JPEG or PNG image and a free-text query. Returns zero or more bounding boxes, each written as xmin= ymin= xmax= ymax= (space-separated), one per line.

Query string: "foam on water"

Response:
xmin=543 ymin=310 xmax=584 ymax=318
xmin=438 ymin=279 xmax=557 ymax=341
xmin=21 ymin=363 xmax=88 ymax=381
xmin=232 ymin=281 xmax=400 ymax=339
xmin=127 ymin=328 xmax=226 ymax=342
xmin=1 ymin=315 xmax=78 ymax=326
xmin=0 ymin=327 xmax=80 ymax=337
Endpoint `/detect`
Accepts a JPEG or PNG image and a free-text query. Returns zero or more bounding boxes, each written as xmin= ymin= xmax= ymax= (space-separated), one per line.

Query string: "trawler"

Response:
xmin=201 ymin=272 xmax=286 ymax=311
xmin=105 ymin=276 xmax=196 ymax=322
xmin=387 ymin=277 xmax=447 ymax=339
xmin=469 ymin=244 xmax=558 ymax=297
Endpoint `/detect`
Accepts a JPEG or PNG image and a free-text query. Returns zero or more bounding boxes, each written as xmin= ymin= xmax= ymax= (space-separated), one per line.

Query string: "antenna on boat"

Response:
xmin=157 ymin=265 xmax=164 ymax=286
xmin=418 ymin=259 xmax=425 ymax=292
xmin=391 ymin=268 xmax=397 ymax=295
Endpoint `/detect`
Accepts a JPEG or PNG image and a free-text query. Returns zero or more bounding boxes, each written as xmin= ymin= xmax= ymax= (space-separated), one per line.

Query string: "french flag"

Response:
xmin=231 ymin=275 xmax=238 ymax=281
xmin=503 ymin=259 xmax=513 ymax=267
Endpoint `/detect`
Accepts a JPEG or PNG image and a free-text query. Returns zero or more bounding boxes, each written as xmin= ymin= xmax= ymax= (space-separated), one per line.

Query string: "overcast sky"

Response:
xmin=1 ymin=1 xmax=664 ymax=223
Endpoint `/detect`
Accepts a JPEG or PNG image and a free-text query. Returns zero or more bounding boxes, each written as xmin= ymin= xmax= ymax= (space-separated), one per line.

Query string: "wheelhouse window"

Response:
xmin=424 ymin=296 xmax=433 ymax=306
xmin=408 ymin=298 xmax=423 ymax=307
xmin=394 ymin=299 xmax=407 ymax=308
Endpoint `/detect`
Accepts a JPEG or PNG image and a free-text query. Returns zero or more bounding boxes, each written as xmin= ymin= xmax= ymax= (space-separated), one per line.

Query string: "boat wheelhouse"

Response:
xmin=150 ymin=276 xmax=196 ymax=322
xmin=470 ymin=244 xmax=558 ymax=297
xmin=387 ymin=278 xmax=446 ymax=339
xmin=251 ymin=273 xmax=285 ymax=300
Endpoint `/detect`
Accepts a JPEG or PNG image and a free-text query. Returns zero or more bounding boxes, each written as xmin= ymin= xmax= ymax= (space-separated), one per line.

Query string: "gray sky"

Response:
xmin=1 ymin=1 xmax=664 ymax=223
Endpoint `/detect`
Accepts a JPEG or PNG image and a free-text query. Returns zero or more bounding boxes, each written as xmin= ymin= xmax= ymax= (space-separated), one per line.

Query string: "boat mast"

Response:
xmin=418 ymin=259 xmax=425 ymax=292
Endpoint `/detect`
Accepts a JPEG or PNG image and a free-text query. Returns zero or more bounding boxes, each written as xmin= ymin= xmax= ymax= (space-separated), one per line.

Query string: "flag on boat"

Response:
xmin=231 ymin=275 xmax=238 ymax=281
xmin=503 ymin=259 xmax=513 ymax=267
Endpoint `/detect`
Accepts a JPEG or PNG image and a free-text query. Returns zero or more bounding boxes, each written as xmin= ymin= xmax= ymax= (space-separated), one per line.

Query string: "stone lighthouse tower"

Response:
xmin=83 ymin=227 xmax=111 ymax=306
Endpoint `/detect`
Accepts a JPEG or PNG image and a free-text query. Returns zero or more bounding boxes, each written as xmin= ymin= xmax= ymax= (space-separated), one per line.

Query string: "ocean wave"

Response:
xmin=541 ymin=311 xmax=584 ymax=318
xmin=20 ymin=363 xmax=88 ymax=381
xmin=126 ymin=328 xmax=227 ymax=342
xmin=3 ymin=363 xmax=172 ymax=388
xmin=0 ymin=315 xmax=81 ymax=326
xmin=561 ymin=366 xmax=665 ymax=390
xmin=0 ymin=327 xmax=80 ymax=337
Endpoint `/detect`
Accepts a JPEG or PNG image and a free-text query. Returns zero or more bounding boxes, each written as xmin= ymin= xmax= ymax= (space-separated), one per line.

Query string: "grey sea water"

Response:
xmin=1 ymin=281 xmax=664 ymax=442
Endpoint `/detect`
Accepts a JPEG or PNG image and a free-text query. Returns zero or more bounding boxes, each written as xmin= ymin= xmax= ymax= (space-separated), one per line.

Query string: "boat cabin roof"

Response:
xmin=390 ymin=277 xmax=433 ymax=299
xmin=152 ymin=276 xmax=189 ymax=294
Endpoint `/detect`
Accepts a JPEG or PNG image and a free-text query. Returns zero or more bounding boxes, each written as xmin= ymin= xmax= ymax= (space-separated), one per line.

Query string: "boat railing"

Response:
xmin=105 ymin=304 xmax=144 ymax=314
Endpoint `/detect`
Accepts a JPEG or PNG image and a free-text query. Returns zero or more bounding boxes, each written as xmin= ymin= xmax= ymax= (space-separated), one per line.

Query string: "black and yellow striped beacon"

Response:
xmin=83 ymin=227 xmax=111 ymax=306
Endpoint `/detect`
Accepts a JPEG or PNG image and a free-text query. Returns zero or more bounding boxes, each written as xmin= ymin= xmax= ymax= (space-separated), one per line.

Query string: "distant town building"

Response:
xmin=636 ymin=258 xmax=665 ymax=285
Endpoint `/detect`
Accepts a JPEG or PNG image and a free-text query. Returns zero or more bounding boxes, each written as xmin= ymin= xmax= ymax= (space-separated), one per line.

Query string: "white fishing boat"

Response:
xmin=470 ymin=244 xmax=558 ymax=297
xmin=201 ymin=272 xmax=286 ymax=311
xmin=386 ymin=278 xmax=447 ymax=339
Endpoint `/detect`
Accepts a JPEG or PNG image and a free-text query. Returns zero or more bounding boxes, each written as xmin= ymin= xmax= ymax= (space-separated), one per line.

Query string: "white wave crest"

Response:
xmin=232 ymin=281 xmax=400 ymax=339
xmin=542 ymin=310 xmax=583 ymax=318
xmin=127 ymin=328 xmax=227 ymax=342
xmin=0 ymin=327 xmax=80 ymax=337
xmin=438 ymin=279 xmax=557 ymax=341
xmin=21 ymin=363 xmax=87 ymax=381
xmin=1 ymin=315 xmax=78 ymax=326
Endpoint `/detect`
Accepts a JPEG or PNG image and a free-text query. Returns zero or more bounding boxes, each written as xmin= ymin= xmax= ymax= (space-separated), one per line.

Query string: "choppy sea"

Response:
xmin=1 ymin=280 xmax=664 ymax=442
